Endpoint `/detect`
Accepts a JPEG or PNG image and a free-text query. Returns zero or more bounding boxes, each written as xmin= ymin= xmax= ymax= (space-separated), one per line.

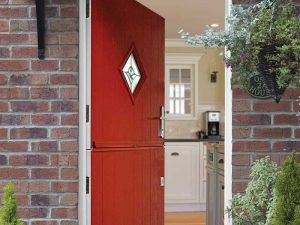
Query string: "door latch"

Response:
xmin=160 ymin=177 xmax=165 ymax=187
xmin=159 ymin=106 xmax=166 ymax=138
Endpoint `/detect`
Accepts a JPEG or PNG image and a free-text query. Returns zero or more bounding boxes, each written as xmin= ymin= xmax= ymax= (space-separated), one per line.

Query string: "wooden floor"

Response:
xmin=165 ymin=212 xmax=206 ymax=225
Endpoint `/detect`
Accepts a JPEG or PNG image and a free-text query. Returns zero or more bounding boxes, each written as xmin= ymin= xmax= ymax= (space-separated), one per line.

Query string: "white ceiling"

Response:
xmin=136 ymin=0 xmax=225 ymax=39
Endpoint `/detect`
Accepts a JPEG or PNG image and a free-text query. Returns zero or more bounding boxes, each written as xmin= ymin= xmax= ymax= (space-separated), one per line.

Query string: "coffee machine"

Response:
xmin=205 ymin=111 xmax=221 ymax=138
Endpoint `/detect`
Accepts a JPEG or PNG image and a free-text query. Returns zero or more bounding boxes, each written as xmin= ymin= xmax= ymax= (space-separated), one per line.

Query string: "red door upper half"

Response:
xmin=91 ymin=0 xmax=165 ymax=148
xmin=91 ymin=0 xmax=165 ymax=225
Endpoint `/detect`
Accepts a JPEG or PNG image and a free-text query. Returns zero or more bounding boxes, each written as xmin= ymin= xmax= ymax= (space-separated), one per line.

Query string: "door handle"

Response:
xmin=159 ymin=106 xmax=165 ymax=138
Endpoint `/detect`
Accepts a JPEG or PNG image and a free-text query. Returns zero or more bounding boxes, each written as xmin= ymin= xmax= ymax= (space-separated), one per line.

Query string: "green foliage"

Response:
xmin=0 ymin=183 xmax=23 ymax=225
xmin=227 ymin=156 xmax=278 ymax=225
xmin=180 ymin=0 xmax=300 ymax=89
xmin=272 ymin=151 xmax=300 ymax=225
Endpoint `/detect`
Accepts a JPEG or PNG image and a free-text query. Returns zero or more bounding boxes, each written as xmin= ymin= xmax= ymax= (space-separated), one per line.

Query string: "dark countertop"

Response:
xmin=165 ymin=138 xmax=224 ymax=142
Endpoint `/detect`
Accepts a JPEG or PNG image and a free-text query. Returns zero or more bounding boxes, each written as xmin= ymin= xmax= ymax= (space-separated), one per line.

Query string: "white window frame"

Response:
xmin=165 ymin=53 xmax=202 ymax=120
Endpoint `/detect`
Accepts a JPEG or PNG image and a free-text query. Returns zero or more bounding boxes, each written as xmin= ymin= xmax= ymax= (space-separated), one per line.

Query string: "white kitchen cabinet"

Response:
xmin=165 ymin=142 xmax=206 ymax=212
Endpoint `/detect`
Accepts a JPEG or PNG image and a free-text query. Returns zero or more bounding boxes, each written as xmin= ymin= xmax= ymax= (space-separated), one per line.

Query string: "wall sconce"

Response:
xmin=210 ymin=71 xmax=218 ymax=83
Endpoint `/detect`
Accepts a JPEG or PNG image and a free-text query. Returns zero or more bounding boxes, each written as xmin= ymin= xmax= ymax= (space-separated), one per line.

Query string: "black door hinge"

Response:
xmin=86 ymin=176 xmax=90 ymax=194
xmin=86 ymin=105 xmax=89 ymax=123
xmin=86 ymin=0 xmax=90 ymax=18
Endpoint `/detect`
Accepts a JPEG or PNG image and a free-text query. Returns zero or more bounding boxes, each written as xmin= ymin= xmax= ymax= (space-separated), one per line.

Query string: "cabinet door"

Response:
xmin=199 ymin=142 xmax=207 ymax=203
xmin=206 ymin=166 xmax=214 ymax=225
xmin=165 ymin=143 xmax=200 ymax=203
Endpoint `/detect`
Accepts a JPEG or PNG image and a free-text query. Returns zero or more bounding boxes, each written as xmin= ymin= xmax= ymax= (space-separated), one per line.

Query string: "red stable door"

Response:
xmin=91 ymin=0 xmax=165 ymax=225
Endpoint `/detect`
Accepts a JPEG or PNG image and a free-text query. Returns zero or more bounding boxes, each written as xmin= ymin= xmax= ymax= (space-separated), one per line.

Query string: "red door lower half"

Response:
xmin=91 ymin=0 xmax=165 ymax=224
xmin=91 ymin=148 xmax=164 ymax=225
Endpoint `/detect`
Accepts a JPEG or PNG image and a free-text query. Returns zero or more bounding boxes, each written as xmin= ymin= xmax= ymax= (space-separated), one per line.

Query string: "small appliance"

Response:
xmin=205 ymin=111 xmax=221 ymax=138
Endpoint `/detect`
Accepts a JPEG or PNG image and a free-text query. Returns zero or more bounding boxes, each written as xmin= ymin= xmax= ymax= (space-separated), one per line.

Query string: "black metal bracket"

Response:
xmin=35 ymin=0 xmax=45 ymax=60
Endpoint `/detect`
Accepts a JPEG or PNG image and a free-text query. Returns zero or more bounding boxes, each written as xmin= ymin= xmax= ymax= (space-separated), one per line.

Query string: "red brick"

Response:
xmin=0 ymin=87 xmax=29 ymax=99
xmin=232 ymin=87 xmax=251 ymax=99
xmin=32 ymin=114 xmax=59 ymax=125
xmin=0 ymin=7 xmax=28 ymax=18
xmin=232 ymin=155 xmax=250 ymax=166
xmin=49 ymin=45 xmax=78 ymax=58
xmin=60 ymin=141 xmax=78 ymax=152
xmin=60 ymin=194 xmax=78 ymax=206
xmin=31 ymin=221 xmax=58 ymax=225
xmin=0 ymin=168 xmax=28 ymax=179
xmin=253 ymin=101 xmax=291 ymax=112
xmin=233 ymin=141 xmax=270 ymax=152
xmin=273 ymin=114 xmax=299 ymax=125
xmin=31 ymin=60 xmax=59 ymax=71
xmin=60 ymin=60 xmax=78 ymax=72
xmin=28 ymin=181 xmax=49 ymax=193
xmin=0 ymin=0 xmax=8 ymax=4
xmin=233 ymin=114 xmax=271 ymax=125
xmin=60 ymin=6 xmax=78 ymax=17
xmin=60 ymin=221 xmax=77 ymax=225
xmin=0 ymin=74 xmax=7 ymax=84
xmin=10 ymin=0 xmax=33 ymax=4
xmin=12 ymin=47 xmax=37 ymax=58
xmin=31 ymin=141 xmax=58 ymax=152
xmin=9 ymin=155 xmax=49 ymax=166
xmin=253 ymin=128 xmax=292 ymax=138
xmin=11 ymin=101 xmax=49 ymax=112
xmin=233 ymin=167 xmax=250 ymax=179
xmin=0 ymin=34 xmax=29 ymax=44
xmin=49 ymin=19 xmax=78 ymax=32
xmin=60 ymin=33 xmax=78 ymax=44
xmin=295 ymin=129 xmax=300 ymax=138
xmin=0 ymin=141 xmax=28 ymax=152
xmin=60 ymin=87 xmax=78 ymax=99
xmin=232 ymin=182 xmax=248 ymax=193
xmin=31 ymin=195 xmax=58 ymax=206
xmin=0 ymin=60 xmax=28 ymax=71
xmin=0 ymin=115 xmax=30 ymax=125
xmin=18 ymin=208 xmax=48 ymax=219
xmin=51 ymin=101 xmax=78 ymax=112
xmin=0 ymin=101 xmax=8 ymax=112
xmin=0 ymin=47 xmax=9 ymax=57
xmin=31 ymin=168 xmax=58 ymax=179
xmin=0 ymin=155 xmax=7 ymax=165
xmin=10 ymin=19 xmax=36 ymax=32
xmin=252 ymin=154 xmax=288 ymax=166
xmin=232 ymin=128 xmax=251 ymax=139
xmin=51 ymin=208 xmax=77 ymax=219
xmin=61 ymin=168 xmax=78 ymax=179
xmin=50 ymin=74 xmax=78 ymax=85
xmin=282 ymin=88 xmax=300 ymax=99
xmin=61 ymin=114 xmax=78 ymax=125
xmin=31 ymin=88 xmax=58 ymax=99
xmin=0 ymin=20 xmax=8 ymax=31
xmin=51 ymin=182 xmax=78 ymax=193
xmin=0 ymin=128 xmax=7 ymax=139
xmin=45 ymin=33 xmax=59 ymax=44
xmin=16 ymin=195 xmax=29 ymax=206
xmin=272 ymin=141 xmax=300 ymax=152
xmin=9 ymin=74 xmax=48 ymax=85
xmin=10 ymin=128 xmax=48 ymax=139
xmin=51 ymin=128 xmax=78 ymax=139
xmin=50 ymin=154 xmax=77 ymax=166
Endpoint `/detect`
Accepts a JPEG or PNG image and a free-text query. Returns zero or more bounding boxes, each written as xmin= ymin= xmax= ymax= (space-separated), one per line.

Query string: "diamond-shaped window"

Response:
xmin=122 ymin=53 xmax=141 ymax=94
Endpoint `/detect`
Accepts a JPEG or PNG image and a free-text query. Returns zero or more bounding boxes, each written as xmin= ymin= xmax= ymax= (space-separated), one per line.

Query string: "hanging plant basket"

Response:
xmin=257 ymin=42 xmax=288 ymax=103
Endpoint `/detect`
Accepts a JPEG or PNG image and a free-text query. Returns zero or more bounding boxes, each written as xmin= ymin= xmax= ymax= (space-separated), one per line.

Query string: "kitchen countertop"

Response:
xmin=165 ymin=138 xmax=224 ymax=142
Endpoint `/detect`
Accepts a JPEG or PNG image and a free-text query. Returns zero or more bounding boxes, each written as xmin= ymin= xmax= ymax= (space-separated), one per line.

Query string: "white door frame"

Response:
xmin=78 ymin=0 xmax=233 ymax=225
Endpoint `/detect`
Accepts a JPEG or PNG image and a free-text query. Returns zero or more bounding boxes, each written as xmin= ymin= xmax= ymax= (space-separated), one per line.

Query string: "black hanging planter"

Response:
xmin=35 ymin=0 xmax=45 ymax=60
xmin=257 ymin=42 xmax=288 ymax=103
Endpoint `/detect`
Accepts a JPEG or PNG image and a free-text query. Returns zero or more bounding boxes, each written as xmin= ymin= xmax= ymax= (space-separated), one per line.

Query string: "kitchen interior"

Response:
xmin=136 ymin=1 xmax=226 ymax=225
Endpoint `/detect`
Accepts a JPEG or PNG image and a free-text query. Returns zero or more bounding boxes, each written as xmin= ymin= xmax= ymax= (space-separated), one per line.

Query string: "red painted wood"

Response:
xmin=91 ymin=0 xmax=165 ymax=225
xmin=91 ymin=0 xmax=164 ymax=148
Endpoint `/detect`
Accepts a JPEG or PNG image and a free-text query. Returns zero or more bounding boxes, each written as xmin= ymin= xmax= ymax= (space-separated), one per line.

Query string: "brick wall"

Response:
xmin=231 ymin=0 xmax=300 ymax=193
xmin=0 ymin=0 xmax=79 ymax=224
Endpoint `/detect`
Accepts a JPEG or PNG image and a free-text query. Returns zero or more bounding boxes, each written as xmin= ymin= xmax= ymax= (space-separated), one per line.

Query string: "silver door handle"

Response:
xmin=160 ymin=106 xmax=165 ymax=138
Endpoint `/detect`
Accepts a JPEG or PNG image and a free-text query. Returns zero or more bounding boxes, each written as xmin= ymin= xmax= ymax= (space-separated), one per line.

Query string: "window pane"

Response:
xmin=184 ymin=84 xmax=191 ymax=98
xmin=169 ymin=84 xmax=174 ymax=98
xmin=175 ymin=99 xmax=180 ymax=114
xmin=181 ymin=100 xmax=185 ymax=114
xmin=175 ymin=84 xmax=180 ymax=98
xmin=180 ymin=85 xmax=185 ymax=98
xmin=169 ymin=99 xmax=174 ymax=114
xmin=184 ymin=100 xmax=191 ymax=114
xmin=170 ymin=69 xmax=179 ymax=83
xmin=181 ymin=69 xmax=191 ymax=83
